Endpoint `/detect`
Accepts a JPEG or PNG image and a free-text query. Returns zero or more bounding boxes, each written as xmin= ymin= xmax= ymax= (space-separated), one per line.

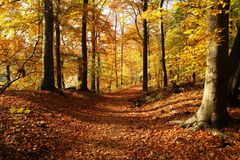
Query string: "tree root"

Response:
xmin=179 ymin=116 xmax=230 ymax=137
xmin=180 ymin=116 xmax=210 ymax=131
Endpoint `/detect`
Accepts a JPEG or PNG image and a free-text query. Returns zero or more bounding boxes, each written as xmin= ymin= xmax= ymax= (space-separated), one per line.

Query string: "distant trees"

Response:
xmin=1 ymin=0 xmax=240 ymax=102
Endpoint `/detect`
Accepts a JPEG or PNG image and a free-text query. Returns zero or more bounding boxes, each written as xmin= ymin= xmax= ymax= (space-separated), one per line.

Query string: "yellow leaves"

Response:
xmin=9 ymin=106 xmax=31 ymax=114
xmin=71 ymin=0 xmax=82 ymax=5
xmin=141 ymin=7 xmax=168 ymax=22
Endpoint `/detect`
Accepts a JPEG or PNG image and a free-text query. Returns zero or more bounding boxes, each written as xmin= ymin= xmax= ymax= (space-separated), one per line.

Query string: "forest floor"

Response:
xmin=0 ymin=86 xmax=240 ymax=160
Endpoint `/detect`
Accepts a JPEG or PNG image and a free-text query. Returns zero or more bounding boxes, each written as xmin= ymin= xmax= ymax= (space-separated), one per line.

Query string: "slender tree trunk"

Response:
xmin=40 ymin=0 xmax=56 ymax=91
xmin=77 ymin=58 xmax=82 ymax=89
xmin=97 ymin=51 xmax=101 ymax=94
xmin=114 ymin=13 xmax=118 ymax=88
xmin=142 ymin=0 xmax=148 ymax=91
xmin=120 ymin=19 xmax=124 ymax=87
xmin=55 ymin=0 xmax=62 ymax=90
xmin=91 ymin=0 xmax=96 ymax=93
xmin=6 ymin=65 xmax=10 ymax=83
xmin=181 ymin=0 xmax=231 ymax=129
xmin=160 ymin=0 xmax=168 ymax=87
xmin=61 ymin=60 xmax=65 ymax=89
xmin=80 ymin=0 xmax=89 ymax=91
xmin=96 ymin=34 xmax=101 ymax=94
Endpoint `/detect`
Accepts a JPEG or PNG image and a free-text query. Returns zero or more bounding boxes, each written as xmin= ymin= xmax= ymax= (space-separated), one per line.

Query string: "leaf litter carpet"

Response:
xmin=0 ymin=86 xmax=239 ymax=159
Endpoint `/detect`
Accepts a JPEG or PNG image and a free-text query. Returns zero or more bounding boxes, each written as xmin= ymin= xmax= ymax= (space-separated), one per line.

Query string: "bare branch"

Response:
xmin=0 ymin=37 xmax=40 ymax=94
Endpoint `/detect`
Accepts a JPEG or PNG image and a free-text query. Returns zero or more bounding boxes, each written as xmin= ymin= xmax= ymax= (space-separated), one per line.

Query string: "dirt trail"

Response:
xmin=96 ymin=86 xmax=143 ymax=113
xmin=1 ymin=87 xmax=239 ymax=160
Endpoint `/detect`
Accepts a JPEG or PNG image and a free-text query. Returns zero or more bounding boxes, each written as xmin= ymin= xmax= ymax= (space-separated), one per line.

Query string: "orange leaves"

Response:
xmin=0 ymin=87 xmax=240 ymax=159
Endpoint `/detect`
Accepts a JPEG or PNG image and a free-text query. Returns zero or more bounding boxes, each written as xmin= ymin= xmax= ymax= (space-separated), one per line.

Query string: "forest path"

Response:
xmin=1 ymin=87 xmax=239 ymax=159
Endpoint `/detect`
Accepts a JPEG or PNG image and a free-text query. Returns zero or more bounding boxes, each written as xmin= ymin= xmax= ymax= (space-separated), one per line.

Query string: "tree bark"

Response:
xmin=91 ymin=0 xmax=96 ymax=93
xmin=114 ymin=13 xmax=118 ymax=88
xmin=55 ymin=0 xmax=62 ymax=90
xmin=80 ymin=0 xmax=89 ymax=91
xmin=6 ymin=65 xmax=11 ymax=83
xmin=96 ymin=33 xmax=101 ymax=94
xmin=97 ymin=50 xmax=101 ymax=94
xmin=120 ymin=18 xmax=125 ymax=87
xmin=142 ymin=0 xmax=148 ymax=91
xmin=40 ymin=0 xmax=56 ymax=91
xmin=181 ymin=0 xmax=232 ymax=129
xmin=228 ymin=26 xmax=240 ymax=106
xmin=160 ymin=0 xmax=168 ymax=87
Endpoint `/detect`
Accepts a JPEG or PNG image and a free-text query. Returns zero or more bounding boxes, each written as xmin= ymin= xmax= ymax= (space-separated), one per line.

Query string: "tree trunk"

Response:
xmin=120 ymin=20 xmax=124 ymax=87
xmin=228 ymin=26 xmax=240 ymax=106
xmin=114 ymin=13 xmax=118 ymax=88
xmin=142 ymin=0 xmax=148 ymax=91
xmin=160 ymin=0 xmax=168 ymax=87
xmin=91 ymin=0 xmax=96 ymax=93
xmin=80 ymin=0 xmax=89 ymax=91
xmin=97 ymin=50 xmax=101 ymax=94
xmin=181 ymin=0 xmax=232 ymax=129
xmin=55 ymin=0 xmax=62 ymax=90
xmin=96 ymin=34 xmax=101 ymax=94
xmin=6 ymin=65 xmax=11 ymax=83
xmin=40 ymin=0 xmax=56 ymax=91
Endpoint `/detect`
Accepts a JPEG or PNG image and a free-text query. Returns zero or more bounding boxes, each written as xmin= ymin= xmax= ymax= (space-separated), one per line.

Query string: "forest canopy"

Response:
xmin=2 ymin=0 xmax=239 ymax=91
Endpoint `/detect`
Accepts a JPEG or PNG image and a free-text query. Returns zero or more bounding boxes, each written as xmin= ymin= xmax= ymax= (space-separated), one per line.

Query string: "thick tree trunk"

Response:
xmin=142 ymin=0 xmax=148 ymax=91
xmin=181 ymin=0 xmax=232 ymax=129
xmin=40 ymin=0 xmax=56 ymax=91
xmin=80 ymin=0 xmax=89 ymax=91
xmin=228 ymin=26 xmax=240 ymax=106
xmin=55 ymin=0 xmax=62 ymax=90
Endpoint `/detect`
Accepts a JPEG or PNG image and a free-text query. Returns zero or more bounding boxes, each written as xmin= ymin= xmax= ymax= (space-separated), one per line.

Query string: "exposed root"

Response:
xmin=180 ymin=116 xmax=231 ymax=137
xmin=180 ymin=116 xmax=197 ymax=128
xmin=168 ymin=120 xmax=183 ymax=125
xmin=191 ymin=121 xmax=210 ymax=131
xmin=180 ymin=115 xmax=210 ymax=131
xmin=211 ymin=129 xmax=228 ymax=138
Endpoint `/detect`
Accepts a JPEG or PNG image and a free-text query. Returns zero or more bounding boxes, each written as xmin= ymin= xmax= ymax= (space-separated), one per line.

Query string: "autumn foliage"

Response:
xmin=0 ymin=87 xmax=240 ymax=159
xmin=0 ymin=0 xmax=240 ymax=159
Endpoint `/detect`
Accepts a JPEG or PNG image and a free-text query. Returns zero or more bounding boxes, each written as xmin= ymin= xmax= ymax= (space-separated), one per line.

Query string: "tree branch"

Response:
xmin=0 ymin=37 xmax=40 ymax=94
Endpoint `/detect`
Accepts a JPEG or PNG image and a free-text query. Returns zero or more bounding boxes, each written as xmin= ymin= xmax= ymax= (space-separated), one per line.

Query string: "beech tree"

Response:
xmin=181 ymin=0 xmax=232 ymax=129
xmin=228 ymin=26 xmax=240 ymax=106
xmin=80 ymin=0 xmax=89 ymax=91
xmin=55 ymin=0 xmax=62 ymax=90
xmin=91 ymin=0 xmax=96 ymax=93
xmin=40 ymin=0 xmax=56 ymax=91
xmin=142 ymin=0 xmax=148 ymax=91
xmin=160 ymin=0 xmax=168 ymax=87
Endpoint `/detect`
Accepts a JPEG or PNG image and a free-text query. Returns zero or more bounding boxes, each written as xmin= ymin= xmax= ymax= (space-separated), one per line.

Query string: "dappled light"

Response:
xmin=0 ymin=87 xmax=240 ymax=159
xmin=1 ymin=0 xmax=240 ymax=159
